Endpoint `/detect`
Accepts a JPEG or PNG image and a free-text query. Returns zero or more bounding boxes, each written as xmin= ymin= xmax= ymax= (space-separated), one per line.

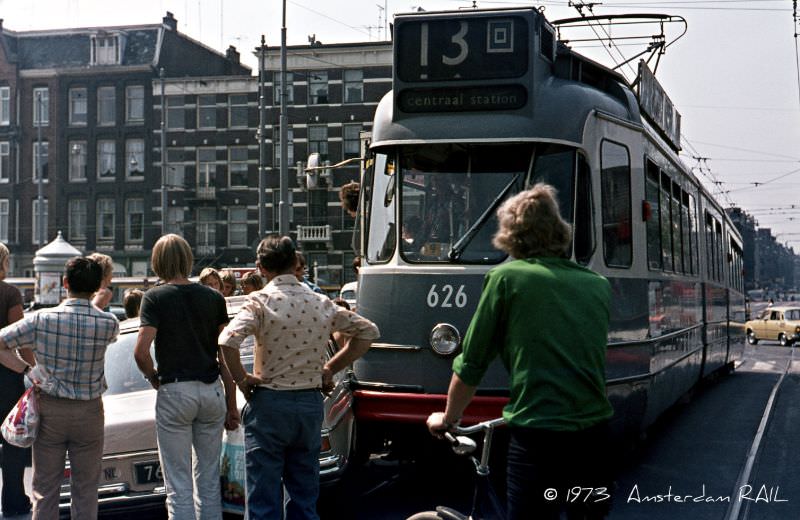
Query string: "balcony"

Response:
xmin=196 ymin=244 xmax=216 ymax=256
xmin=197 ymin=186 xmax=216 ymax=199
xmin=297 ymin=225 xmax=332 ymax=243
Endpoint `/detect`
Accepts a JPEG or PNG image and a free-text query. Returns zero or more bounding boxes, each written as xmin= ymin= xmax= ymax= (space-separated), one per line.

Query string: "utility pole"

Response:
xmin=160 ymin=67 xmax=167 ymax=235
xmin=258 ymin=35 xmax=267 ymax=239
xmin=35 ymin=90 xmax=44 ymax=246
xmin=279 ymin=0 xmax=290 ymax=236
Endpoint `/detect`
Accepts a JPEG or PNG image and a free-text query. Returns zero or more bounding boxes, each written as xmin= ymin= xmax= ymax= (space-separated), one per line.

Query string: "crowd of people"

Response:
xmin=0 ymin=232 xmax=378 ymax=520
xmin=0 ymin=179 xmax=615 ymax=520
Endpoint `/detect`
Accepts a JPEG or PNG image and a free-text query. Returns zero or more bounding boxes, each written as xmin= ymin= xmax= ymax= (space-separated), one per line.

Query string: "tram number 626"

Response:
xmin=427 ymin=284 xmax=467 ymax=308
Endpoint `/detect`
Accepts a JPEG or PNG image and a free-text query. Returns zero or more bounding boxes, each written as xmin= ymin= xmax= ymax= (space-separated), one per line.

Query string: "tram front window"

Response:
xmin=398 ymin=144 xmax=531 ymax=264
xmin=366 ymin=143 xmax=582 ymax=264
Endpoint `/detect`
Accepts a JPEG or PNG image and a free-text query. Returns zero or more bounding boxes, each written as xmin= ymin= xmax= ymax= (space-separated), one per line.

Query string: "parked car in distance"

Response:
xmin=340 ymin=281 xmax=358 ymax=311
xmin=745 ymin=305 xmax=800 ymax=346
xmin=58 ymin=295 xmax=356 ymax=515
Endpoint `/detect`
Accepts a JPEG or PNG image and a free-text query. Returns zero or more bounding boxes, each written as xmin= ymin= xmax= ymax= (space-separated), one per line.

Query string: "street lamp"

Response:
xmin=160 ymin=67 xmax=167 ymax=235
xmin=35 ymin=90 xmax=44 ymax=246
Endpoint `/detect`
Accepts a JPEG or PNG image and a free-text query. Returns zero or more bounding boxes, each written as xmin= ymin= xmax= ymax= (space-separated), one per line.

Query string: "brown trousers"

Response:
xmin=31 ymin=393 xmax=104 ymax=520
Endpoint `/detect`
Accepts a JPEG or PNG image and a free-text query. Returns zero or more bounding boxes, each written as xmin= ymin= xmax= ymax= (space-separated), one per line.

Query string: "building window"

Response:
xmin=68 ymin=199 xmax=87 ymax=241
xmin=308 ymin=72 xmax=328 ymax=105
xmin=197 ymin=148 xmax=216 ymax=188
xmin=343 ymin=70 xmax=363 ymax=104
xmin=166 ymin=148 xmax=185 ymax=188
xmin=97 ymin=86 xmax=115 ymax=126
xmin=97 ymin=140 xmax=116 ymax=179
xmin=69 ymin=141 xmax=87 ymax=181
xmin=126 ymin=198 xmax=144 ymax=243
xmin=91 ymin=35 xmax=119 ymax=65
xmin=167 ymin=96 xmax=185 ymax=130
xmin=600 ymin=140 xmax=632 ymax=268
xmin=33 ymin=142 xmax=48 ymax=181
xmin=0 ymin=87 xmax=9 ymax=125
xmin=308 ymin=125 xmax=328 ymax=160
xmin=273 ymin=127 xmax=294 ymax=167
xmin=0 ymin=199 xmax=8 ymax=243
xmin=229 ymin=147 xmax=248 ymax=187
xmin=32 ymin=199 xmax=48 ymax=245
xmin=126 ymin=85 xmax=145 ymax=123
xmin=97 ymin=198 xmax=115 ymax=241
xmin=0 ymin=142 xmax=8 ymax=182
xmin=273 ymin=72 xmax=294 ymax=104
xmin=198 ymin=94 xmax=216 ymax=129
xmin=229 ymin=94 xmax=248 ymax=128
xmin=228 ymin=207 xmax=247 ymax=247
xmin=166 ymin=207 xmax=184 ymax=236
xmin=197 ymin=208 xmax=216 ymax=250
xmin=69 ymin=88 xmax=87 ymax=126
xmin=343 ymin=124 xmax=361 ymax=157
xmin=33 ymin=87 xmax=49 ymax=126
xmin=126 ymin=139 xmax=145 ymax=178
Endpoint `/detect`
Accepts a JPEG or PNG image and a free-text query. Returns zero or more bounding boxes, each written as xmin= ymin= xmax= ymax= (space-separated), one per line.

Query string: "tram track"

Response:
xmin=724 ymin=345 xmax=795 ymax=520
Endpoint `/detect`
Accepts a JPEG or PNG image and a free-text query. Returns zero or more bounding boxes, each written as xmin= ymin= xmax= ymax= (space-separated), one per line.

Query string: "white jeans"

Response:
xmin=156 ymin=379 xmax=226 ymax=520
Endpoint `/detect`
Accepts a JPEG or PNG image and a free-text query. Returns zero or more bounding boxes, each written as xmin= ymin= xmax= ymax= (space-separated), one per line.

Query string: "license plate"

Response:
xmin=134 ymin=461 xmax=163 ymax=485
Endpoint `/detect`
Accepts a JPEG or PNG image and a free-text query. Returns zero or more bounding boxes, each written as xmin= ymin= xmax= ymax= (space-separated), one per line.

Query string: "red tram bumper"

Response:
xmin=353 ymin=389 xmax=508 ymax=425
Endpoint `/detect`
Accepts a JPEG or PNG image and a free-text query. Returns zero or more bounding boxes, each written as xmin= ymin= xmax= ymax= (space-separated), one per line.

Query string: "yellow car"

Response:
xmin=745 ymin=306 xmax=800 ymax=346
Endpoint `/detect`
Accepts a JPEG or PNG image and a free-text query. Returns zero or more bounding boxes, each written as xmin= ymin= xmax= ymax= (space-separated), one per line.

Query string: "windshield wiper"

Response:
xmin=448 ymin=173 xmax=520 ymax=261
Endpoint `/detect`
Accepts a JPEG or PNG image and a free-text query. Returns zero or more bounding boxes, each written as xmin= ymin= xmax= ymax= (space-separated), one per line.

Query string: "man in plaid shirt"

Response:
xmin=0 ymin=256 xmax=119 ymax=520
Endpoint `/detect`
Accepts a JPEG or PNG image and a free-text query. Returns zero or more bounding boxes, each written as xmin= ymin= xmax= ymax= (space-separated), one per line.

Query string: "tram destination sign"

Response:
xmin=637 ymin=61 xmax=682 ymax=150
xmin=398 ymin=85 xmax=527 ymax=113
xmin=395 ymin=16 xmax=529 ymax=82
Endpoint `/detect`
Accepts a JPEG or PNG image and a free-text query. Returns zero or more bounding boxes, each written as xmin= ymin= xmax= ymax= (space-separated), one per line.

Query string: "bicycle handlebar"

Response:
xmin=451 ymin=417 xmax=506 ymax=436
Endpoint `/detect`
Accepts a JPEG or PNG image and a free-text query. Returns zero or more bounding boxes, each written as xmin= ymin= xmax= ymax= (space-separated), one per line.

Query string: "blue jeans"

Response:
xmin=242 ymin=387 xmax=323 ymax=520
xmin=155 ymin=380 xmax=227 ymax=520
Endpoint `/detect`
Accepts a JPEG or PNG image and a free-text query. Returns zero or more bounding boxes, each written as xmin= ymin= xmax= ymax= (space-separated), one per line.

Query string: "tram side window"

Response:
xmin=680 ymin=189 xmax=692 ymax=275
xmin=731 ymin=242 xmax=744 ymax=291
xmin=704 ymin=212 xmax=715 ymax=280
xmin=688 ymin=193 xmax=699 ymax=275
xmin=670 ymin=181 xmax=683 ymax=273
xmin=600 ymin=141 xmax=632 ymax=268
xmin=574 ymin=154 xmax=594 ymax=265
xmin=366 ymin=153 xmax=397 ymax=263
xmin=660 ymin=173 xmax=674 ymax=271
xmin=715 ymin=220 xmax=724 ymax=282
xmin=645 ymin=160 xmax=662 ymax=270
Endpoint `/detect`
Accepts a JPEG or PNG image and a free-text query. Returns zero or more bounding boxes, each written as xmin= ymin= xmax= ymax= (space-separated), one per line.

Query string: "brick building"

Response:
xmin=0 ymin=12 xmax=248 ymax=276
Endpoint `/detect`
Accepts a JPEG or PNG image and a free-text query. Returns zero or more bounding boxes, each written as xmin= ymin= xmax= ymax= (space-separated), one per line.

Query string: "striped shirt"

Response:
xmin=0 ymin=298 xmax=119 ymax=400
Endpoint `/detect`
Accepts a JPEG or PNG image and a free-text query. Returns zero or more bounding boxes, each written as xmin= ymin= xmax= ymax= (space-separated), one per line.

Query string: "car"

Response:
xmin=58 ymin=295 xmax=356 ymax=516
xmin=745 ymin=305 xmax=800 ymax=346
xmin=339 ymin=281 xmax=358 ymax=311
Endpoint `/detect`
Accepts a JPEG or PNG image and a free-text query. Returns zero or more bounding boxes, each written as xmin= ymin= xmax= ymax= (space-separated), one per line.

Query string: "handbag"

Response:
xmin=2 ymin=387 xmax=39 ymax=448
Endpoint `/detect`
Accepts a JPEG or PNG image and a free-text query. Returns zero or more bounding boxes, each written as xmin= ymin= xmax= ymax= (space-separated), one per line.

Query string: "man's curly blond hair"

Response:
xmin=492 ymin=183 xmax=572 ymax=259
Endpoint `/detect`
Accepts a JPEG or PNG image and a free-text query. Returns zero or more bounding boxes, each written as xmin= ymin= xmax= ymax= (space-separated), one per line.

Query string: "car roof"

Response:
xmin=118 ymin=294 xmax=250 ymax=335
xmin=764 ymin=306 xmax=800 ymax=313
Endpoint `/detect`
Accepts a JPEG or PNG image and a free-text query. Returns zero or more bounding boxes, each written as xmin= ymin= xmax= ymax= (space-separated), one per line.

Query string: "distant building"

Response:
xmin=0 ymin=12 xmax=248 ymax=276
xmin=153 ymin=41 xmax=392 ymax=287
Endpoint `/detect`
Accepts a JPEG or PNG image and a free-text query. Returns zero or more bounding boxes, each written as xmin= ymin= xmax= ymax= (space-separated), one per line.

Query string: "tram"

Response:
xmin=349 ymin=6 xmax=745 ymax=454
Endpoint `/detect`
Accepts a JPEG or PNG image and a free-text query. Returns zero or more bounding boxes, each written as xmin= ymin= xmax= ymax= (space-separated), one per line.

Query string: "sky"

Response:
xmin=1 ymin=0 xmax=799 ymax=246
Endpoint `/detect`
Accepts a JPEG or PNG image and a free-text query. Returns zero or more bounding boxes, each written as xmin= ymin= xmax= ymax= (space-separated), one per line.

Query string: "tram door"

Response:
xmin=584 ymin=113 xmax=644 ymax=275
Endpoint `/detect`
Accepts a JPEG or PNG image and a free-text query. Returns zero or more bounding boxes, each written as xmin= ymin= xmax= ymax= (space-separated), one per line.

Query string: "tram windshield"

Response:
xmin=366 ymin=143 xmax=583 ymax=264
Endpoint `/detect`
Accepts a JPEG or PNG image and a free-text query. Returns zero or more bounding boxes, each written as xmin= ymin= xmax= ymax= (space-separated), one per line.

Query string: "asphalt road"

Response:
xmin=3 ymin=343 xmax=797 ymax=519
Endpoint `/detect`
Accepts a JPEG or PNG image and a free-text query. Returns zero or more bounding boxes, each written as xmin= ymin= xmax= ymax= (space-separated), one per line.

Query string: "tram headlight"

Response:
xmin=429 ymin=323 xmax=461 ymax=356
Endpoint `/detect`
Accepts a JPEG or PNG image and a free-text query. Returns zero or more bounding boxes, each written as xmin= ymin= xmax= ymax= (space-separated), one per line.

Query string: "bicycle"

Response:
xmin=407 ymin=417 xmax=507 ymax=520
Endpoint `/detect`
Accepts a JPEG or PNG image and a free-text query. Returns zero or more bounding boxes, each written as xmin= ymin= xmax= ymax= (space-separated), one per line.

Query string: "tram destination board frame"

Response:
xmin=394 ymin=10 xmax=535 ymax=115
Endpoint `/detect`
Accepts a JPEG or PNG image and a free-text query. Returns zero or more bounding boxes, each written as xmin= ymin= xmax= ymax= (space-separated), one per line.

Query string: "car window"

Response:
xmin=104 ymin=333 xmax=152 ymax=396
xmin=786 ymin=309 xmax=800 ymax=320
xmin=771 ymin=311 xmax=780 ymax=320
